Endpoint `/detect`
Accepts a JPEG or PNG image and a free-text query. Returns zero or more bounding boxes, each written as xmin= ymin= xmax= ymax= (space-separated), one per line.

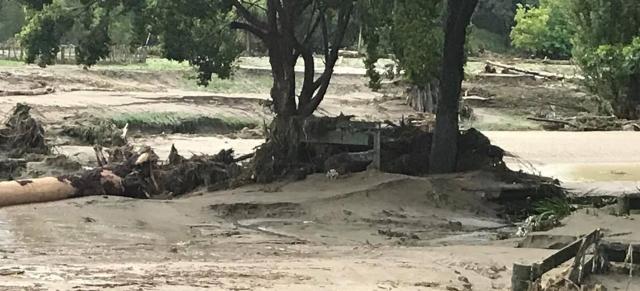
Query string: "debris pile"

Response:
xmin=0 ymin=103 xmax=49 ymax=157
xmin=0 ymin=144 xmax=243 ymax=207
xmin=528 ymin=114 xmax=640 ymax=131
xmin=254 ymin=116 xmax=509 ymax=182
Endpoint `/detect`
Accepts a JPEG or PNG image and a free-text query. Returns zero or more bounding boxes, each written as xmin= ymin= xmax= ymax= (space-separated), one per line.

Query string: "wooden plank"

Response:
xmin=534 ymin=229 xmax=600 ymax=278
xmin=567 ymin=229 xmax=601 ymax=284
xmin=301 ymin=130 xmax=371 ymax=146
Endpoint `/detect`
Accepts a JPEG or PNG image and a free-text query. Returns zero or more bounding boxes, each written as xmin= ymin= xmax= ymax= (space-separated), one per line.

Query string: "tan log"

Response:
xmin=0 ymin=177 xmax=77 ymax=207
xmin=0 ymin=170 xmax=124 ymax=208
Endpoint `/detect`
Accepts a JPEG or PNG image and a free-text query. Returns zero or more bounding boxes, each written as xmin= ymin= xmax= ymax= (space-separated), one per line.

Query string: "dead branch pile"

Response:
xmin=93 ymin=145 xmax=241 ymax=199
xmin=485 ymin=61 xmax=566 ymax=80
xmin=255 ymin=115 xmax=509 ymax=180
xmin=528 ymin=115 xmax=640 ymax=131
xmin=0 ymin=103 xmax=49 ymax=157
xmin=0 ymin=145 xmax=242 ymax=207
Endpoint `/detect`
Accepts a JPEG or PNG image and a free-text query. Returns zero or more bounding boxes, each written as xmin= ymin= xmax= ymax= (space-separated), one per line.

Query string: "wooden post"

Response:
xmin=60 ymin=46 xmax=65 ymax=63
xmin=616 ymin=196 xmax=630 ymax=216
xmin=372 ymin=125 xmax=381 ymax=170
xmin=511 ymin=263 xmax=533 ymax=291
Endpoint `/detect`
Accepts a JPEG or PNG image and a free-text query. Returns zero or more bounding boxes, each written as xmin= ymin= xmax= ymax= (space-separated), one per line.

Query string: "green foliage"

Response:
xmin=391 ymin=0 xmax=443 ymax=87
xmin=16 ymin=0 xmax=242 ymax=85
xmin=0 ymin=0 xmax=26 ymax=42
xmin=148 ymin=0 xmax=241 ymax=85
xmin=358 ymin=0 xmax=392 ymax=91
xmin=468 ymin=27 xmax=509 ymax=54
xmin=18 ymin=1 xmax=74 ymax=65
xmin=570 ymin=0 xmax=640 ymax=119
xmin=360 ymin=0 xmax=442 ymax=89
xmin=533 ymin=197 xmax=572 ymax=218
xmin=510 ymin=0 xmax=574 ymax=59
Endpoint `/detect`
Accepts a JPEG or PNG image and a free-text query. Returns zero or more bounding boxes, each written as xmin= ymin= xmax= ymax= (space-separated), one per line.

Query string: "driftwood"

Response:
xmin=0 ymin=88 xmax=55 ymax=97
xmin=527 ymin=117 xmax=578 ymax=128
xmin=462 ymin=95 xmax=494 ymax=102
xmin=486 ymin=61 xmax=565 ymax=80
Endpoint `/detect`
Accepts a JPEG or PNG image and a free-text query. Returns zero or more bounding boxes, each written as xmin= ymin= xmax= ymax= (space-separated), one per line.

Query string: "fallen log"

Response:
xmin=0 ymin=169 xmax=123 ymax=207
xmin=486 ymin=61 xmax=565 ymax=80
xmin=0 ymin=88 xmax=55 ymax=97
xmin=462 ymin=95 xmax=494 ymax=102
xmin=527 ymin=117 xmax=578 ymax=128
xmin=0 ymin=147 xmax=241 ymax=208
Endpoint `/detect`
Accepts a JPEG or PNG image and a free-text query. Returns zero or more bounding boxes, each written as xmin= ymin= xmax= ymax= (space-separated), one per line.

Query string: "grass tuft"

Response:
xmin=109 ymin=112 xmax=259 ymax=134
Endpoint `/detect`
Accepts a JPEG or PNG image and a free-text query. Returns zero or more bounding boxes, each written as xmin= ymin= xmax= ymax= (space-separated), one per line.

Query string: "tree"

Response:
xmin=510 ymin=0 xmax=573 ymax=59
xmin=392 ymin=0 xmax=443 ymax=113
xmin=569 ymin=0 xmax=640 ymax=119
xmin=19 ymin=0 xmax=356 ymax=181
xmin=0 ymin=0 xmax=26 ymax=42
xmin=429 ymin=0 xmax=479 ymax=174
xmin=361 ymin=0 xmax=443 ymax=113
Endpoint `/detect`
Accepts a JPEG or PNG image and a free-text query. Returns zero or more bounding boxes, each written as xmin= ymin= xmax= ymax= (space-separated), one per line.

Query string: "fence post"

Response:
xmin=60 ymin=46 xmax=65 ymax=63
xmin=511 ymin=263 xmax=532 ymax=291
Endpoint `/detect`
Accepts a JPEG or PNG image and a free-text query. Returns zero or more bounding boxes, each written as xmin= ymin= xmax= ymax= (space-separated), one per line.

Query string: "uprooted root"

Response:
xmin=0 ymin=103 xmax=49 ymax=157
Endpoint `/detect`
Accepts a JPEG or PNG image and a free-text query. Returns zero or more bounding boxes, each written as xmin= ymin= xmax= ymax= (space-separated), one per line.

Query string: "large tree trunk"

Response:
xmin=407 ymin=79 xmax=439 ymax=113
xmin=254 ymin=37 xmax=306 ymax=183
xmin=429 ymin=0 xmax=479 ymax=174
xmin=614 ymin=73 xmax=640 ymax=119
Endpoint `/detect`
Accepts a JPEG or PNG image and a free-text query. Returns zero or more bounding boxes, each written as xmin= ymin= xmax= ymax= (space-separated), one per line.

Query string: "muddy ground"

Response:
xmin=0 ymin=58 xmax=639 ymax=290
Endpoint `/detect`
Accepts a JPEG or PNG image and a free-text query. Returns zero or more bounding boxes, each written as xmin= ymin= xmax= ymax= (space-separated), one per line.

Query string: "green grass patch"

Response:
xmin=0 ymin=59 xmax=24 ymax=67
xmin=96 ymin=58 xmax=191 ymax=71
xmin=110 ymin=112 xmax=260 ymax=134
xmin=61 ymin=112 xmax=261 ymax=146
xmin=180 ymin=70 xmax=273 ymax=94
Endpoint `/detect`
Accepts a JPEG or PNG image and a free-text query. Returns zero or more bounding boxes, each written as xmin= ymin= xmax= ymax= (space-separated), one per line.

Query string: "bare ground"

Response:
xmin=0 ymin=59 xmax=638 ymax=290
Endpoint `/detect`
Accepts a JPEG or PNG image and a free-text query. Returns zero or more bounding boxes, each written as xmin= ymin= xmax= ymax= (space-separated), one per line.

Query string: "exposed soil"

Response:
xmin=0 ymin=58 xmax=638 ymax=290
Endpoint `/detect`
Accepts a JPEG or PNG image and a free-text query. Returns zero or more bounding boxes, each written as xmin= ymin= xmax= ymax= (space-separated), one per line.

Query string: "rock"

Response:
xmin=415 ymin=282 xmax=439 ymax=287
xmin=448 ymin=221 xmax=464 ymax=232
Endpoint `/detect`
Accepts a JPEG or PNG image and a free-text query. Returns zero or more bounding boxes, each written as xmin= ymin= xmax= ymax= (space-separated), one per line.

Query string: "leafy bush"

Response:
xmin=570 ymin=0 xmax=640 ymax=119
xmin=510 ymin=0 xmax=573 ymax=59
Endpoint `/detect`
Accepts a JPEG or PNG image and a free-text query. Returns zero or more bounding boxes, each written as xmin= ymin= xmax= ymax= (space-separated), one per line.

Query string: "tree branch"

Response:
xmin=229 ymin=0 xmax=268 ymax=28
xmin=299 ymin=2 xmax=355 ymax=116
xmin=229 ymin=21 xmax=267 ymax=39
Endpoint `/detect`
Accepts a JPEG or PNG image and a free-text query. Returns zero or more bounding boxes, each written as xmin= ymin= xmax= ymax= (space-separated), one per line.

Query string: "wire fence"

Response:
xmin=0 ymin=44 xmax=147 ymax=64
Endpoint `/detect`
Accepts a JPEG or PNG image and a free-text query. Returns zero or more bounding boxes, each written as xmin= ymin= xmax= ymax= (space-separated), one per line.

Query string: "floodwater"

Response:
xmin=534 ymin=163 xmax=640 ymax=183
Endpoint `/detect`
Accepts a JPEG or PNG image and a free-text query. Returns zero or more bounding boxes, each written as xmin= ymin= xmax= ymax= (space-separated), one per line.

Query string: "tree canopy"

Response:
xmin=361 ymin=0 xmax=442 ymax=94
xmin=0 ymin=0 xmax=25 ymax=42
xmin=570 ymin=0 xmax=640 ymax=119
xmin=510 ymin=0 xmax=573 ymax=59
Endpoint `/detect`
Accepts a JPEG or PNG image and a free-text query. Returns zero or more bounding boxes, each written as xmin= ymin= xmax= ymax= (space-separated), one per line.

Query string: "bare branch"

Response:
xmin=229 ymin=21 xmax=267 ymax=39
xmin=299 ymin=2 xmax=355 ymax=116
xmin=229 ymin=0 xmax=268 ymax=28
